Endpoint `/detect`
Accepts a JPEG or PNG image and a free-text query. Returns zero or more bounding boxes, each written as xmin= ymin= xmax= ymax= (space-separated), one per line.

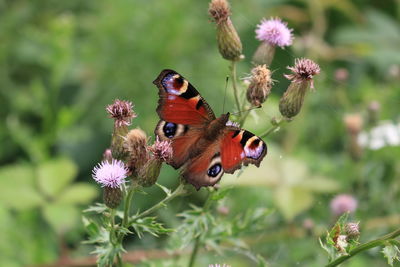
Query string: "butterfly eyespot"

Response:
xmin=163 ymin=122 xmax=177 ymax=138
xmin=207 ymin=163 xmax=222 ymax=177
xmin=162 ymin=74 xmax=187 ymax=95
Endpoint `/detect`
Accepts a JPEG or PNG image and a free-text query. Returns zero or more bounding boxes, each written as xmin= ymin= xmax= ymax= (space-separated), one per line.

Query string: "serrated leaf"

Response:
xmin=0 ymin=164 xmax=44 ymax=209
xmin=37 ymin=158 xmax=77 ymax=198
xmin=57 ymin=183 xmax=98 ymax=204
xmin=382 ymin=244 xmax=400 ymax=266
xmin=130 ymin=217 xmax=173 ymax=238
xmin=42 ymin=203 xmax=80 ymax=233
xmin=210 ymin=187 xmax=231 ymax=202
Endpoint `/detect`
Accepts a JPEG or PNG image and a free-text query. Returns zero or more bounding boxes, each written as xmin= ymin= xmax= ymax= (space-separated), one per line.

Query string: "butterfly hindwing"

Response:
xmin=220 ymin=127 xmax=267 ymax=173
xmin=182 ymin=142 xmax=224 ymax=190
xmin=153 ymin=69 xmax=215 ymax=125
xmin=182 ymin=127 xmax=267 ymax=190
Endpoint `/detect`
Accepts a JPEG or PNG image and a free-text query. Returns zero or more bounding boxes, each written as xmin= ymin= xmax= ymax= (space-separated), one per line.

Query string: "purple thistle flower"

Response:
xmin=330 ymin=194 xmax=358 ymax=216
xmin=150 ymin=137 xmax=173 ymax=161
xmin=106 ymin=99 xmax=136 ymax=127
xmin=285 ymin=58 xmax=320 ymax=89
xmin=256 ymin=17 xmax=293 ymax=47
xmin=92 ymin=159 xmax=128 ymax=188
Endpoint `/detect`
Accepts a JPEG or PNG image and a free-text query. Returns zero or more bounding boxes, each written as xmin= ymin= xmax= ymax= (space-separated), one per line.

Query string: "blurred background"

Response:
xmin=1 ymin=0 xmax=400 ymax=266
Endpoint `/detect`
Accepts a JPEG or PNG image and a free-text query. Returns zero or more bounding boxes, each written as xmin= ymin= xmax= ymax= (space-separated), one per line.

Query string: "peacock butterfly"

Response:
xmin=153 ymin=69 xmax=267 ymax=189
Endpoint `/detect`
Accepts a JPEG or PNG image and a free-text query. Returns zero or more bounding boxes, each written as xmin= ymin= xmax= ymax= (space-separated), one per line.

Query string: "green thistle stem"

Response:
xmin=230 ymin=61 xmax=241 ymax=116
xmin=122 ymin=184 xmax=137 ymax=228
xmin=129 ymin=183 xmax=187 ymax=224
xmin=260 ymin=116 xmax=289 ymax=138
xmin=187 ymin=190 xmax=216 ymax=267
xmin=326 ymin=227 xmax=400 ymax=267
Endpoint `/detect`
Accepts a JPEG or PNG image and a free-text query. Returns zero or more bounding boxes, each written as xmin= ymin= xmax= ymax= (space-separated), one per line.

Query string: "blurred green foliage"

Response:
xmin=1 ymin=0 xmax=400 ymax=266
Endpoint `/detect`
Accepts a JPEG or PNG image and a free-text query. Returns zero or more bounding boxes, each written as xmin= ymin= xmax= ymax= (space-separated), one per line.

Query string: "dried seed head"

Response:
xmin=208 ymin=0 xmax=230 ymax=24
xmin=106 ymin=99 xmax=136 ymax=127
xmin=285 ymin=58 xmax=320 ymax=89
xmin=125 ymin=128 xmax=149 ymax=175
xmin=246 ymin=65 xmax=273 ymax=106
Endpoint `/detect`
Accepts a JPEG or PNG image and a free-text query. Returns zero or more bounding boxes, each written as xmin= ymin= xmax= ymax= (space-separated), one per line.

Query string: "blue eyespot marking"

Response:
xmin=163 ymin=122 xmax=177 ymax=138
xmin=207 ymin=163 xmax=222 ymax=177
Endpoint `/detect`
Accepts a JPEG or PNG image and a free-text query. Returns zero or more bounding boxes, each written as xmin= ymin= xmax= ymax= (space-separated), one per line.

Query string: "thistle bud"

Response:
xmin=103 ymin=187 xmax=122 ymax=209
xmin=343 ymin=114 xmax=363 ymax=160
xmin=346 ymin=222 xmax=360 ymax=240
xmin=137 ymin=137 xmax=173 ymax=187
xmin=125 ymin=128 xmax=149 ymax=176
xmin=279 ymin=58 xmax=320 ymax=118
xmin=106 ymin=99 xmax=136 ymax=160
xmin=367 ymin=101 xmax=380 ymax=126
xmin=102 ymin=148 xmax=113 ymax=163
xmin=253 ymin=18 xmax=293 ymax=65
xmin=209 ymin=0 xmax=243 ymax=61
xmin=92 ymin=160 xmax=128 ymax=209
xmin=246 ymin=65 xmax=273 ymax=107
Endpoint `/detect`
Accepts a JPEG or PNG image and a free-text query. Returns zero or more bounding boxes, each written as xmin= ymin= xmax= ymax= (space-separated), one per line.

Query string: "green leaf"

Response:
xmin=57 ymin=182 xmax=98 ymax=204
xmin=130 ymin=217 xmax=173 ymax=238
xmin=42 ymin=203 xmax=80 ymax=233
xmin=37 ymin=157 xmax=77 ymax=198
xmin=0 ymin=164 xmax=44 ymax=210
xmin=382 ymin=244 xmax=400 ymax=266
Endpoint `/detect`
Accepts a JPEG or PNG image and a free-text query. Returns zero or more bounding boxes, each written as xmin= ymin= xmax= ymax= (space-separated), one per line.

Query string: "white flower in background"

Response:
xmin=358 ymin=121 xmax=400 ymax=150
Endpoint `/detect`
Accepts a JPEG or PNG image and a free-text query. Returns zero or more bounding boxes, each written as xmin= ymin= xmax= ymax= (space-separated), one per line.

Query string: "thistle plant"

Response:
xmin=253 ymin=17 xmax=294 ymax=66
xmin=81 ymin=0 xmax=349 ymax=265
xmin=80 ymin=1 xmax=400 ymax=265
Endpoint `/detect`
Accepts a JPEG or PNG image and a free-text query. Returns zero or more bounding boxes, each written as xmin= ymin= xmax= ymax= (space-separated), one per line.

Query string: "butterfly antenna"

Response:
xmin=230 ymin=105 xmax=262 ymax=116
xmin=222 ymin=76 xmax=229 ymax=114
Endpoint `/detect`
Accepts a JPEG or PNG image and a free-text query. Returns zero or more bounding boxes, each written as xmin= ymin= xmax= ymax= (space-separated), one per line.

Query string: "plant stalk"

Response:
xmin=230 ymin=61 xmax=241 ymax=116
xmin=129 ymin=183 xmax=187 ymax=224
xmin=326 ymin=227 xmax=400 ymax=267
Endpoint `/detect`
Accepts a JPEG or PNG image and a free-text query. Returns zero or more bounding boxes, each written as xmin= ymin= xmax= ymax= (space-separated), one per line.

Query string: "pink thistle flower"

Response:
xmin=256 ymin=17 xmax=293 ymax=47
xmin=150 ymin=137 xmax=173 ymax=162
xmin=106 ymin=99 xmax=136 ymax=127
xmin=330 ymin=194 xmax=358 ymax=216
xmin=92 ymin=159 xmax=128 ymax=188
xmin=284 ymin=58 xmax=320 ymax=89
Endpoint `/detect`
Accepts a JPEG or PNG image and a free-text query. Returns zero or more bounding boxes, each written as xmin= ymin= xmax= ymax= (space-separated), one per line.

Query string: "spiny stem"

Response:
xmin=122 ymin=184 xmax=136 ymax=228
xmin=230 ymin=60 xmax=241 ymax=116
xmin=325 ymin=227 xmax=400 ymax=267
xmin=188 ymin=236 xmax=201 ymax=267
xmin=259 ymin=116 xmax=289 ymax=138
xmin=129 ymin=183 xmax=187 ymax=224
xmin=187 ymin=190 xmax=216 ymax=267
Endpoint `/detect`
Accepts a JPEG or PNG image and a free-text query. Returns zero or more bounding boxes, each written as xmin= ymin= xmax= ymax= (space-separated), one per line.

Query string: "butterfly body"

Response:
xmin=153 ymin=69 xmax=267 ymax=189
